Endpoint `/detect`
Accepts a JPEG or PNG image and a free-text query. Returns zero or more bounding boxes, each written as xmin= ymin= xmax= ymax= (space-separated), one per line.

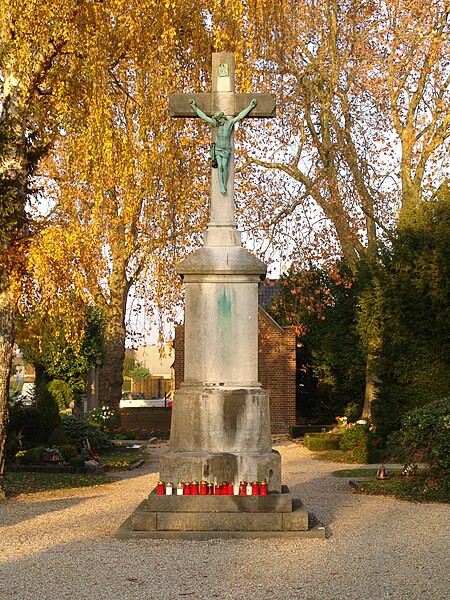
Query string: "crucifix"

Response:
xmin=170 ymin=52 xmax=276 ymax=246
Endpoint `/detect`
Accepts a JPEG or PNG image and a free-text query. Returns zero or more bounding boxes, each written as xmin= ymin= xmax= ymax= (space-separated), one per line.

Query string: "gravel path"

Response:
xmin=1 ymin=441 xmax=449 ymax=600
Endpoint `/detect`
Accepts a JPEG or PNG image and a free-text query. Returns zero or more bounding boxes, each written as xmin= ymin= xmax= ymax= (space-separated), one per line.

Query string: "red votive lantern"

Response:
xmin=191 ymin=481 xmax=199 ymax=495
xmin=239 ymin=481 xmax=246 ymax=496
xmin=183 ymin=482 xmax=191 ymax=495
xmin=251 ymin=481 xmax=259 ymax=495
xmin=200 ymin=481 xmax=207 ymax=495
xmin=214 ymin=484 xmax=221 ymax=495
xmin=207 ymin=483 xmax=213 ymax=495
xmin=157 ymin=481 xmax=165 ymax=495
xmin=227 ymin=483 xmax=234 ymax=495
xmin=260 ymin=480 xmax=268 ymax=496
xmin=221 ymin=482 xmax=228 ymax=495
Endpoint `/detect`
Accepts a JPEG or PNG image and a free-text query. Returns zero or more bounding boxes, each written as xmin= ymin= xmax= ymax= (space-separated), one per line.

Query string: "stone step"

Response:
xmin=127 ymin=499 xmax=309 ymax=534
xmin=147 ymin=485 xmax=293 ymax=513
xmin=116 ymin=525 xmax=326 ymax=540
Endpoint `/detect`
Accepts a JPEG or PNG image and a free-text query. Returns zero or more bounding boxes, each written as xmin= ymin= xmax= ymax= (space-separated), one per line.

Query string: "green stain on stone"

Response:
xmin=218 ymin=289 xmax=232 ymax=332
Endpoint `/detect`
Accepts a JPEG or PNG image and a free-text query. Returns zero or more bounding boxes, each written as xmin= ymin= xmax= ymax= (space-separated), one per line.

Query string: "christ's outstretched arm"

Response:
xmin=188 ymin=99 xmax=215 ymax=126
xmin=230 ymin=98 xmax=257 ymax=125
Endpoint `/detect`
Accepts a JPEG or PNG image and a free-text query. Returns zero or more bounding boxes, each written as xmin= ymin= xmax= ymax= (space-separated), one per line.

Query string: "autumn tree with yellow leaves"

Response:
xmin=0 ymin=0 xmax=92 ymax=496
xmin=233 ymin=0 xmax=450 ymax=263
xmin=231 ymin=0 xmax=450 ymax=417
xmin=0 ymin=0 xmax=212 ymax=496
xmin=1 ymin=0 xmax=449 ymax=492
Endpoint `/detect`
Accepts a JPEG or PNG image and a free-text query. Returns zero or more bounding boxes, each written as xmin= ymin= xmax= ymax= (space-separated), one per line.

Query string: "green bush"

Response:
xmin=304 ymin=433 xmax=343 ymax=451
xmin=48 ymin=379 xmax=74 ymax=411
xmin=61 ymin=414 xmax=114 ymax=453
xmin=339 ymin=425 xmax=379 ymax=463
xmin=289 ymin=424 xmax=334 ymax=438
xmin=20 ymin=446 xmax=47 ymax=465
xmin=8 ymin=405 xmax=44 ymax=445
xmin=400 ymin=397 xmax=450 ymax=474
xmin=344 ymin=402 xmax=361 ymax=423
xmin=57 ymin=443 xmax=79 ymax=462
xmin=385 ymin=430 xmax=408 ymax=464
xmin=36 ymin=386 xmax=61 ymax=442
xmin=48 ymin=426 xmax=68 ymax=446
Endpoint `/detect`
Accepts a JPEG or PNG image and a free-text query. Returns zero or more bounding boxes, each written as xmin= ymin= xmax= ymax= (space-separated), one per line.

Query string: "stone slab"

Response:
xmin=131 ymin=509 xmax=157 ymax=531
xmin=116 ymin=503 xmax=326 ymax=540
xmin=282 ymin=504 xmax=309 ymax=531
xmin=157 ymin=511 xmax=283 ymax=531
xmin=147 ymin=486 xmax=293 ymax=513
xmin=176 ymin=246 xmax=266 ymax=276
xmin=168 ymin=387 xmax=272 ymax=453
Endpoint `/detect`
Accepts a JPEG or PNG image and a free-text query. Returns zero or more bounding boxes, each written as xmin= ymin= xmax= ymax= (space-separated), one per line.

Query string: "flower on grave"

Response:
xmin=45 ymin=447 xmax=64 ymax=462
xmin=335 ymin=415 xmax=348 ymax=428
xmin=87 ymin=406 xmax=118 ymax=433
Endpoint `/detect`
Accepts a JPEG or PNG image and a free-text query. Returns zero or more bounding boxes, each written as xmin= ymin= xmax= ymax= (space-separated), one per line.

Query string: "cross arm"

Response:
xmin=170 ymin=93 xmax=276 ymax=118
xmin=234 ymin=94 xmax=276 ymax=118
xmin=170 ymin=93 xmax=211 ymax=117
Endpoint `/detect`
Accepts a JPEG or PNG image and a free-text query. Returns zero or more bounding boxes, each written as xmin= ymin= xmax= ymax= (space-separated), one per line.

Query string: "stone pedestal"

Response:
xmin=159 ymin=242 xmax=282 ymax=494
xmin=161 ymin=387 xmax=280 ymax=492
xmin=116 ymin=486 xmax=325 ymax=540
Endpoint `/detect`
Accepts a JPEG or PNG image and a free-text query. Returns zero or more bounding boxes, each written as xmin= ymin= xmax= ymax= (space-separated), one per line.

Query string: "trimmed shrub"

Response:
xmin=339 ymin=425 xmax=379 ymax=463
xmin=48 ymin=426 xmax=68 ymax=446
xmin=8 ymin=405 xmax=45 ymax=445
xmin=48 ymin=379 xmax=74 ymax=411
xmin=400 ymin=397 xmax=450 ymax=474
xmin=304 ymin=433 xmax=343 ymax=451
xmin=20 ymin=446 xmax=46 ymax=465
xmin=61 ymin=414 xmax=114 ymax=453
xmin=36 ymin=386 xmax=61 ymax=442
xmin=57 ymin=444 xmax=79 ymax=462
xmin=289 ymin=424 xmax=334 ymax=438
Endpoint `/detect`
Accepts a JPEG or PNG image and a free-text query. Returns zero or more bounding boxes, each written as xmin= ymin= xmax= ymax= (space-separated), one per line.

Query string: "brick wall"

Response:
xmin=257 ymin=307 xmax=296 ymax=433
xmin=173 ymin=307 xmax=296 ymax=434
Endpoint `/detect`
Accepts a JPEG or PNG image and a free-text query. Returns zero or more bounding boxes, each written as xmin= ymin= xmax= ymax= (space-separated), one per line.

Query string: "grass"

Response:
xmin=3 ymin=451 xmax=147 ymax=497
xmin=308 ymin=447 xmax=388 ymax=464
xmin=310 ymin=449 xmax=358 ymax=463
xmin=332 ymin=467 xmax=403 ymax=478
xmin=354 ymin=475 xmax=449 ymax=503
xmin=3 ymin=472 xmax=112 ymax=497
xmin=331 ymin=466 xmax=450 ymax=503
xmin=99 ymin=451 xmax=147 ymax=468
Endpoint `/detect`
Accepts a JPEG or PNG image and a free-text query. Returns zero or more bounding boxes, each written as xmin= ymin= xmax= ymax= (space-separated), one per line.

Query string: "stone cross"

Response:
xmin=170 ymin=52 xmax=275 ymax=245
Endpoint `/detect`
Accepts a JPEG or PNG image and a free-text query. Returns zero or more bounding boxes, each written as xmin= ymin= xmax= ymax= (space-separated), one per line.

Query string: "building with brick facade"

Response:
xmin=173 ymin=306 xmax=296 ymax=434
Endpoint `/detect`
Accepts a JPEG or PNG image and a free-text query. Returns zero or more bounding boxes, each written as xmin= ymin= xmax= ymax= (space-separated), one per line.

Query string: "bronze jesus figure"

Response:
xmin=188 ymin=97 xmax=257 ymax=194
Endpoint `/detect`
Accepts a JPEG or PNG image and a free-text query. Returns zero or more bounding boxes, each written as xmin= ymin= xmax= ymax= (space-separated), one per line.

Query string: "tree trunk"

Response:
xmin=0 ymin=271 xmax=15 ymax=499
xmin=0 ymin=104 xmax=28 ymax=498
xmin=361 ymin=351 xmax=379 ymax=421
xmin=98 ymin=320 xmax=126 ymax=410
xmin=97 ymin=266 xmax=129 ymax=410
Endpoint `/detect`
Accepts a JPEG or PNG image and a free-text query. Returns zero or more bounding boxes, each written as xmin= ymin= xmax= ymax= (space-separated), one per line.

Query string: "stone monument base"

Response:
xmin=159 ymin=450 xmax=281 ymax=494
xmin=163 ymin=386 xmax=282 ymax=492
xmin=115 ymin=485 xmax=325 ymax=540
